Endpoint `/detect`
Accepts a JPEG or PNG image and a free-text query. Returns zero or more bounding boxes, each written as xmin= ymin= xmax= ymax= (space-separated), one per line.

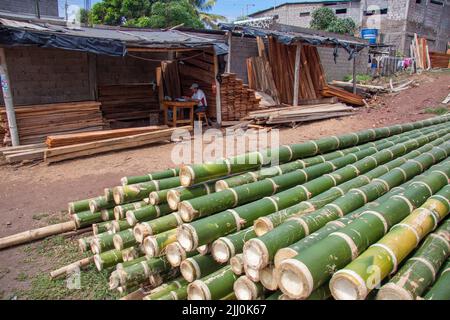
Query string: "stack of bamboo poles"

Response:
xmin=1 ymin=115 xmax=450 ymax=300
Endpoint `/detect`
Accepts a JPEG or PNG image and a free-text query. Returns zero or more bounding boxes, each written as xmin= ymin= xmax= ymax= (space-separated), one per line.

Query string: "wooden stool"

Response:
xmin=197 ymin=112 xmax=210 ymax=127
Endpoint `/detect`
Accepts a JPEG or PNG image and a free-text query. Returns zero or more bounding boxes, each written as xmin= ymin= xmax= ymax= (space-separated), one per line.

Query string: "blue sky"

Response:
xmin=58 ymin=0 xmax=282 ymax=22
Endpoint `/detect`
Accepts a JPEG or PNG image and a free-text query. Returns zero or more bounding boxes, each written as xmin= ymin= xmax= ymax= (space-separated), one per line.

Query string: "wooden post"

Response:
xmin=226 ymin=32 xmax=232 ymax=73
xmin=88 ymin=53 xmax=98 ymax=101
xmin=0 ymin=48 xmax=20 ymax=146
xmin=293 ymin=44 xmax=302 ymax=106
xmin=214 ymin=53 xmax=222 ymax=126
xmin=352 ymin=52 xmax=357 ymax=94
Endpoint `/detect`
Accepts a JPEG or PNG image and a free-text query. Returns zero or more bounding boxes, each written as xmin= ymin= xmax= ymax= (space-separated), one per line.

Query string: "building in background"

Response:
xmin=0 ymin=0 xmax=59 ymax=19
xmin=249 ymin=0 xmax=450 ymax=54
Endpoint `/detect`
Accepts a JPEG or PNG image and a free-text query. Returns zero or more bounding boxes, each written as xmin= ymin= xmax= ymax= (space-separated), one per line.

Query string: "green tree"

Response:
xmin=310 ymin=7 xmax=356 ymax=35
xmin=189 ymin=0 xmax=226 ymax=28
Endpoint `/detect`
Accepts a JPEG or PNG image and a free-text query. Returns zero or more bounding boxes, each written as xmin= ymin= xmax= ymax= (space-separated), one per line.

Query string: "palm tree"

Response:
xmin=189 ymin=0 xmax=227 ymax=28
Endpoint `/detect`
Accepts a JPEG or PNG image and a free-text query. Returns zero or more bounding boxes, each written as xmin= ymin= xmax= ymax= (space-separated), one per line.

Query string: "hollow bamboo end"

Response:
xmin=254 ymin=217 xmax=273 ymax=237
xmin=89 ymin=200 xmax=97 ymax=214
xmin=78 ymin=238 xmax=88 ymax=252
xmin=114 ymin=207 xmax=122 ymax=221
xmin=197 ymin=244 xmax=210 ymax=256
xmin=244 ymin=264 xmax=260 ymax=282
xmin=277 ymin=259 xmax=313 ymax=299
xmin=113 ymin=234 xmax=124 ymax=251
xmin=100 ymin=209 xmax=109 ymax=221
xmin=90 ymin=239 xmax=100 ymax=255
xmin=377 ymin=283 xmax=414 ymax=300
xmin=126 ymin=211 xmax=137 ymax=227
xmin=188 ymin=280 xmax=211 ymax=300
xmin=166 ymin=242 xmax=186 ymax=267
xmin=68 ymin=202 xmax=75 ymax=215
xmin=230 ymin=255 xmax=244 ymax=275
xmin=177 ymin=225 xmax=198 ymax=251
xmin=94 ymin=254 xmax=103 ymax=271
xmin=179 ymin=201 xmax=197 ymax=222
xmin=149 ymin=192 xmax=159 ymax=205
xmin=234 ymin=276 xmax=257 ymax=300
xmin=113 ymin=187 xmax=124 ymax=205
xmin=274 ymin=248 xmax=298 ymax=268
xmin=143 ymin=236 xmax=159 ymax=257
xmin=330 ymin=270 xmax=368 ymax=300
xmin=72 ymin=214 xmax=81 ymax=229
xmin=211 ymin=240 xmax=231 ymax=263
xmin=109 ymin=270 xmax=120 ymax=289
xmin=180 ymin=260 xmax=197 ymax=283
xmin=167 ymin=190 xmax=181 ymax=210
xmin=120 ymin=177 xmax=128 ymax=186
xmin=180 ymin=165 xmax=194 ymax=187
xmin=243 ymin=238 xmax=269 ymax=269
xmin=215 ymin=180 xmax=229 ymax=192
xmin=133 ymin=224 xmax=149 ymax=244
xmin=260 ymin=266 xmax=278 ymax=291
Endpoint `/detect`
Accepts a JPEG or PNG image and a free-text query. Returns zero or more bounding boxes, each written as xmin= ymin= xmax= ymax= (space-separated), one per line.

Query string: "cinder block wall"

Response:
xmin=318 ymin=46 xmax=369 ymax=82
xmin=1 ymin=47 xmax=91 ymax=105
xmin=0 ymin=0 xmax=59 ymax=17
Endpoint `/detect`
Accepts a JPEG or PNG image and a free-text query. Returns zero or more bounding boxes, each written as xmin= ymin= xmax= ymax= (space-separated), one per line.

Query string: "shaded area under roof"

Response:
xmin=0 ymin=18 xmax=228 ymax=57
xmin=220 ymin=23 xmax=367 ymax=59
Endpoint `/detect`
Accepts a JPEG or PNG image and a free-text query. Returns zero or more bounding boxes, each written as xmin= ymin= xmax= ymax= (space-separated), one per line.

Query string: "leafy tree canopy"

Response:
xmin=310 ymin=7 xmax=356 ymax=35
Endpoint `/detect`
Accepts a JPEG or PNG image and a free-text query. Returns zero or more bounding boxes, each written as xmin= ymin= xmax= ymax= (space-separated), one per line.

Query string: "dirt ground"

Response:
xmin=0 ymin=70 xmax=449 ymax=299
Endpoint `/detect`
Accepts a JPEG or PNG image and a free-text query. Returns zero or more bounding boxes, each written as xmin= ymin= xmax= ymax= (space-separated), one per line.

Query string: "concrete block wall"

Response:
xmin=318 ymin=46 xmax=369 ymax=82
xmin=1 ymin=47 xmax=91 ymax=106
xmin=0 ymin=0 xmax=59 ymax=17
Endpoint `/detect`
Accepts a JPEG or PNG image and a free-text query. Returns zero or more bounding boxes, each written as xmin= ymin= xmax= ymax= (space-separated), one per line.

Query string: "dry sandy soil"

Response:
xmin=0 ymin=70 xmax=448 ymax=298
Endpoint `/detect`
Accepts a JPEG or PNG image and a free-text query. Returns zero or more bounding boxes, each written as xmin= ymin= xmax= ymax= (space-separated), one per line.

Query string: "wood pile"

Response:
xmin=0 ymin=143 xmax=46 ymax=164
xmin=244 ymin=102 xmax=355 ymax=125
xmin=429 ymin=51 xmax=450 ymax=69
xmin=97 ymin=84 xmax=159 ymax=126
xmin=321 ymin=85 xmax=364 ymax=106
xmin=44 ymin=126 xmax=192 ymax=164
xmin=220 ymin=73 xmax=260 ymax=121
xmin=410 ymin=34 xmax=431 ymax=70
xmin=0 ymin=101 xmax=105 ymax=145
xmin=46 ymin=125 xmax=169 ymax=148
xmin=246 ymin=56 xmax=280 ymax=104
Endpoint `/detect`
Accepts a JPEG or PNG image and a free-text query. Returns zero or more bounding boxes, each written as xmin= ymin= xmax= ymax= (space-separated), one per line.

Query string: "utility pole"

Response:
xmin=65 ymin=0 xmax=69 ymax=21
xmin=35 ymin=0 xmax=41 ymax=19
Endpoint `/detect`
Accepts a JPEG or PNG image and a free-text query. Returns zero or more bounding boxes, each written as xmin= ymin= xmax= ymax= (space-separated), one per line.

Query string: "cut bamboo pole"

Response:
xmin=50 ymin=256 xmax=94 ymax=279
xmin=234 ymin=275 xmax=265 ymax=300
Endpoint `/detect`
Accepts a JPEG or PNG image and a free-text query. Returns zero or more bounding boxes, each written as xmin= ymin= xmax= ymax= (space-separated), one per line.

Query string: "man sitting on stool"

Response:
xmin=186 ymin=83 xmax=207 ymax=114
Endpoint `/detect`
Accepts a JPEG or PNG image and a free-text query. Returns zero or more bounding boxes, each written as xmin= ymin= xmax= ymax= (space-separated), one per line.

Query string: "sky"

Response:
xmin=58 ymin=0 xmax=282 ymax=22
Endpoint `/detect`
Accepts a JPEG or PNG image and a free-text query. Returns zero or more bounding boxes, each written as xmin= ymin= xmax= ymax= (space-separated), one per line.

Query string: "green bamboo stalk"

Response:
xmin=78 ymin=235 xmax=95 ymax=252
xmin=180 ymin=254 xmax=224 ymax=282
xmin=423 ymin=259 xmax=450 ymax=300
xmin=114 ymin=201 xmax=148 ymax=220
xmin=143 ymin=228 xmax=178 ymax=257
xmin=104 ymin=188 xmax=114 ymax=203
xmin=94 ymin=248 xmax=123 ymax=271
xmin=166 ymin=242 xmax=197 ymax=267
xmin=187 ymin=265 xmax=239 ymax=300
xmin=211 ymin=227 xmax=257 ymax=263
xmin=377 ymin=219 xmax=450 ymax=300
xmin=122 ymin=246 xmax=144 ymax=262
xmin=149 ymin=268 xmax=180 ymax=288
xmin=266 ymin=291 xmax=282 ymax=300
xmin=149 ymin=188 xmax=176 ymax=205
xmin=215 ymin=123 xmax=444 ymax=191
xmin=155 ymin=285 xmax=188 ymax=300
xmin=134 ymin=212 xmax=183 ymax=243
xmin=179 ymin=116 xmax=450 ymax=187
xmin=92 ymin=221 xmax=111 ymax=235
xmin=111 ymin=219 xmax=133 ymax=233
xmin=126 ymin=203 xmax=172 ymax=226
xmin=276 ymin=160 xmax=450 ymax=299
xmin=142 ymin=277 xmax=188 ymax=300
xmin=89 ymin=196 xmax=115 ymax=213
xmin=230 ymin=254 xmax=244 ymax=275
xmin=177 ymin=131 xmax=450 ymax=252
xmin=233 ymin=275 xmax=265 ymax=300
xmin=100 ymin=208 xmax=115 ymax=221
xmin=116 ymin=256 xmax=147 ymax=271
xmin=121 ymin=168 xmax=180 ymax=186
xmin=90 ymin=231 xmax=115 ymax=254
xmin=330 ymin=185 xmax=450 ymax=300
xmin=117 ymin=255 xmax=172 ymax=288
xmin=167 ymin=180 xmax=217 ymax=211
xmin=113 ymin=229 xmax=137 ymax=251
xmin=68 ymin=199 xmax=92 ymax=215
xmin=72 ymin=210 xmax=102 ymax=229
xmin=243 ymin=137 xmax=450 ymax=270
xmin=113 ymin=177 xmax=181 ymax=204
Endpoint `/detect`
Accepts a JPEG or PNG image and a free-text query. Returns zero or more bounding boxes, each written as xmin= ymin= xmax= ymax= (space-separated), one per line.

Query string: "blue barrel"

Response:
xmin=361 ymin=28 xmax=378 ymax=44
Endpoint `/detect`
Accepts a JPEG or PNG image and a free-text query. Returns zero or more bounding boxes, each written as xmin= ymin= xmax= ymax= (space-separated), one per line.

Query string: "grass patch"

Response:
xmin=18 ymin=235 xmax=120 ymax=300
xmin=32 ymin=213 xmax=49 ymax=221
xmin=343 ymin=74 xmax=371 ymax=83
xmin=15 ymin=272 xmax=28 ymax=282
xmin=424 ymin=107 xmax=449 ymax=115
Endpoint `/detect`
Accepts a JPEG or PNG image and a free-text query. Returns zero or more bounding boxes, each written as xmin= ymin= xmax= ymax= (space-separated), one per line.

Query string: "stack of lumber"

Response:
xmin=44 ymin=126 xmax=191 ymax=164
xmin=429 ymin=51 xmax=450 ymax=69
xmin=321 ymin=85 xmax=365 ymax=106
xmin=246 ymin=56 xmax=280 ymax=105
xmin=3 ymin=116 xmax=450 ymax=300
xmin=178 ymin=51 xmax=217 ymax=119
xmin=46 ymin=125 xmax=169 ymax=148
xmin=329 ymin=80 xmax=388 ymax=98
xmin=267 ymin=39 xmax=327 ymax=104
xmin=97 ymin=84 xmax=159 ymax=126
xmin=410 ymin=34 xmax=431 ymax=70
xmin=0 ymin=143 xmax=46 ymax=164
xmin=220 ymin=73 xmax=260 ymax=121
xmin=2 ymin=116 xmax=449 ymax=301
xmin=0 ymin=101 xmax=105 ymax=145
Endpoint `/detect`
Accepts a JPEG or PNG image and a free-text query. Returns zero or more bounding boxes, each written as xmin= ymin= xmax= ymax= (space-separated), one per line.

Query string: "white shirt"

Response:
xmin=192 ymin=89 xmax=207 ymax=107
